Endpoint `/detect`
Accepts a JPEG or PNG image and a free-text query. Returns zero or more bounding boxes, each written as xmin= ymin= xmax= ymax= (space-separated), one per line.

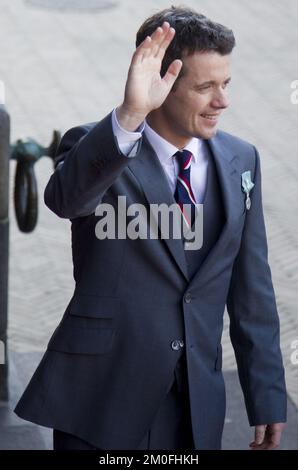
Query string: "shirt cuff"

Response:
xmin=112 ymin=108 xmax=145 ymax=157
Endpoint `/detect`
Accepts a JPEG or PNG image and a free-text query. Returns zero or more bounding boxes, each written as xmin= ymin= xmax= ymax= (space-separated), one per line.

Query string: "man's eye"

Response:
xmin=198 ymin=86 xmax=211 ymax=91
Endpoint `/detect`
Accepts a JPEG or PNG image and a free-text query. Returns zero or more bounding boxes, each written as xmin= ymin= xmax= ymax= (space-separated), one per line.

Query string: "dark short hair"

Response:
xmin=136 ymin=5 xmax=235 ymax=84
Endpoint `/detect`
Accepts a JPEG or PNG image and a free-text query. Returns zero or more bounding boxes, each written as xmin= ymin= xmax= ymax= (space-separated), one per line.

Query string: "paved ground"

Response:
xmin=0 ymin=0 xmax=297 ymax=449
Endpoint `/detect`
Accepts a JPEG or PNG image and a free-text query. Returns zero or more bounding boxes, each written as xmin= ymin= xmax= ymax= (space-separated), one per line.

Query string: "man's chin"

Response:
xmin=199 ymin=127 xmax=218 ymax=140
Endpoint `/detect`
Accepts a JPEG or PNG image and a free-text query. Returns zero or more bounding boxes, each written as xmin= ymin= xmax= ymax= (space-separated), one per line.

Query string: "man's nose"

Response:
xmin=211 ymin=89 xmax=229 ymax=109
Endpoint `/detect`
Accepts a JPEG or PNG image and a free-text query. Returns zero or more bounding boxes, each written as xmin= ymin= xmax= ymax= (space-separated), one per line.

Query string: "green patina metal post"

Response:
xmin=10 ymin=130 xmax=60 ymax=233
xmin=0 ymin=105 xmax=10 ymax=401
xmin=0 ymin=102 xmax=59 ymax=400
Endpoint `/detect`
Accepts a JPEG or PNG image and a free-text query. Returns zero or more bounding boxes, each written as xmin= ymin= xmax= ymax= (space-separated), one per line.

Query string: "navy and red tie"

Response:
xmin=173 ymin=149 xmax=197 ymax=229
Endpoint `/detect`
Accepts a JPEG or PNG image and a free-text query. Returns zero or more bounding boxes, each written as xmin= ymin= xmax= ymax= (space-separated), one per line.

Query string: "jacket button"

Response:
xmin=184 ymin=292 xmax=192 ymax=303
xmin=171 ymin=340 xmax=184 ymax=351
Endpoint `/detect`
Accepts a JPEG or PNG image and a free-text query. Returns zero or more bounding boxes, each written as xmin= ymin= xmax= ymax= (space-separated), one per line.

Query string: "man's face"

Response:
xmin=156 ymin=51 xmax=231 ymax=144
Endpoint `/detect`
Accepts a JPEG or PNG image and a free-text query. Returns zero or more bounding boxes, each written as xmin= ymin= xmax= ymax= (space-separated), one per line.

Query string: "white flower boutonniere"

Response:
xmin=241 ymin=171 xmax=254 ymax=210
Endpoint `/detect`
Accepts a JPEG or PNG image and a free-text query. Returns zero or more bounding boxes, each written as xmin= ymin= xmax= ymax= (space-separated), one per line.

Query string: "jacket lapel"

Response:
xmin=188 ymin=133 xmax=242 ymax=288
xmin=127 ymin=134 xmax=189 ymax=281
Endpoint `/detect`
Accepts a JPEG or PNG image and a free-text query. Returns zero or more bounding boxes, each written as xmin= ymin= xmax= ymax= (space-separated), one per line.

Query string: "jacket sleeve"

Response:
xmin=44 ymin=112 xmax=142 ymax=219
xmin=226 ymin=146 xmax=287 ymax=426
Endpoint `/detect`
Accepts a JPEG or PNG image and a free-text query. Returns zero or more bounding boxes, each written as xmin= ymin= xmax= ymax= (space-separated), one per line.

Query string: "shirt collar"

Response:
xmin=144 ymin=120 xmax=204 ymax=165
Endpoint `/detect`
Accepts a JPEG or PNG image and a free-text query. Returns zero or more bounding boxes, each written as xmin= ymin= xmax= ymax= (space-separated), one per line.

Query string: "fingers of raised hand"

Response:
xmin=154 ymin=25 xmax=176 ymax=59
xmin=150 ymin=22 xmax=175 ymax=57
xmin=162 ymin=59 xmax=183 ymax=87
xmin=132 ymin=22 xmax=174 ymax=65
xmin=142 ymin=22 xmax=172 ymax=60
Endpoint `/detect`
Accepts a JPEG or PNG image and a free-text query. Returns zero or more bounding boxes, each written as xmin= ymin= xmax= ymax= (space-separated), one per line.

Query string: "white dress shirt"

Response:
xmin=112 ymin=108 xmax=209 ymax=203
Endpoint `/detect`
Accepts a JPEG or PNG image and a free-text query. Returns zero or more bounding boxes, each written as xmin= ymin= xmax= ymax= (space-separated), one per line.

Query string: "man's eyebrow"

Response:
xmin=194 ymin=77 xmax=231 ymax=88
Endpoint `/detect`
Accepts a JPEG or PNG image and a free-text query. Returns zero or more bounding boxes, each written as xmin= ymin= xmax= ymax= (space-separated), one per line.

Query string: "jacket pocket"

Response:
xmin=47 ymin=323 xmax=116 ymax=355
xmin=68 ymin=294 xmax=120 ymax=318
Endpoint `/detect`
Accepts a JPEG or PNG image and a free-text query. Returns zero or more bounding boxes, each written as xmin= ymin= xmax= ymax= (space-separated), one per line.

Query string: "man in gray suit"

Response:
xmin=15 ymin=6 xmax=286 ymax=450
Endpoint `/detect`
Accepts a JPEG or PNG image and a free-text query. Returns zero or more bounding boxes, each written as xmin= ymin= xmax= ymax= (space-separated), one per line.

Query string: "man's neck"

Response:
xmin=146 ymin=113 xmax=192 ymax=150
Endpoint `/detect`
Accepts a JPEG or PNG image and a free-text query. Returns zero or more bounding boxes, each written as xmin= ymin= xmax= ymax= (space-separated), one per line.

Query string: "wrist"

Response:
xmin=116 ymin=104 xmax=147 ymax=132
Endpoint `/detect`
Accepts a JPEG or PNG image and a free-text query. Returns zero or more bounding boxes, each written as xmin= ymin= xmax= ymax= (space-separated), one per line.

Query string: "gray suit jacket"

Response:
xmin=15 ymin=111 xmax=287 ymax=450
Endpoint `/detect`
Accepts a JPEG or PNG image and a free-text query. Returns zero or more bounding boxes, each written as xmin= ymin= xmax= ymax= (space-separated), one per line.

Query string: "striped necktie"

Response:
xmin=173 ymin=149 xmax=197 ymax=229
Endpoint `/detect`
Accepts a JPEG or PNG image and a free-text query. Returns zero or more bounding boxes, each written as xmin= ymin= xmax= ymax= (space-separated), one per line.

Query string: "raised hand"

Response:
xmin=117 ymin=21 xmax=183 ymax=131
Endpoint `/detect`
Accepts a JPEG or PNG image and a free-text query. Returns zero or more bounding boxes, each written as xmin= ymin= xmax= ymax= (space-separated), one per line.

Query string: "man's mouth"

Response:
xmin=200 ymin=113 xmax=220 ymax=121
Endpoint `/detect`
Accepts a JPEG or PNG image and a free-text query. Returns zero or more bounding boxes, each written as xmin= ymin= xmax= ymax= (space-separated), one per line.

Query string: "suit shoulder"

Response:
xmin=216 ymin=131 xmax=259 ymax=174
xmin=215 ymin=130 xmax=256 ymax=153
xmin=62 ymin=121 xmax=98 ymax=144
